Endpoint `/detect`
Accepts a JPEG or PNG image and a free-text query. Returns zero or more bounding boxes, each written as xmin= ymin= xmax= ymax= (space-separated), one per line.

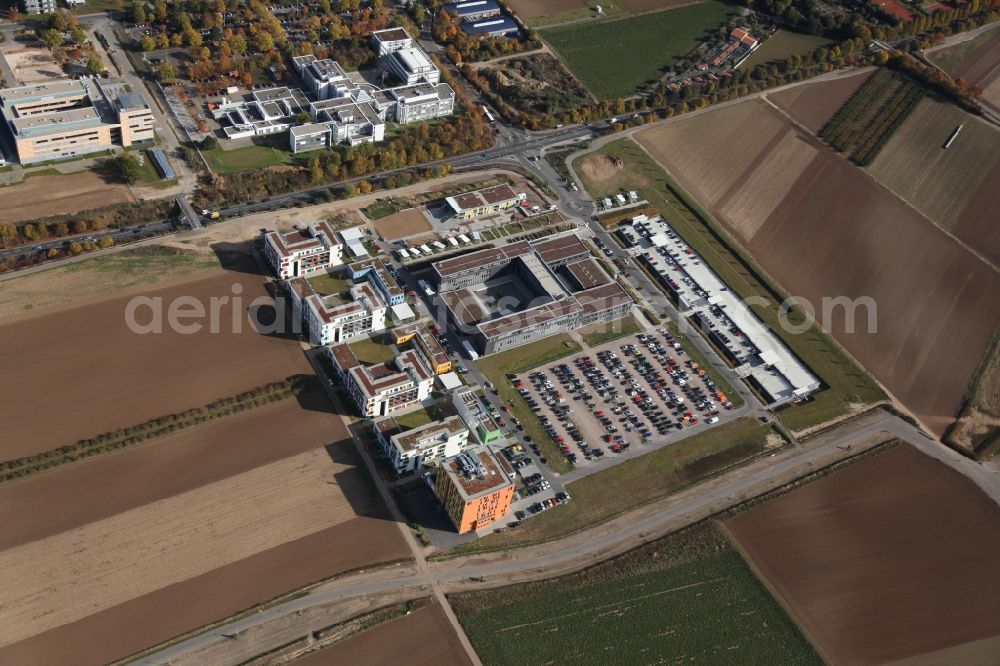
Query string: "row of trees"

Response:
xmin=0 ymin=199 xmax=175 ymax=250
xmin=0 ymin=376 xmax=315 ymax=482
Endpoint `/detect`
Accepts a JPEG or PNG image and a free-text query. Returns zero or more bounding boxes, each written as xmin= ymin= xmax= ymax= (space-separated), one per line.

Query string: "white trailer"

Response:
xmin=462 ymin=338 xmax=480 ymax=360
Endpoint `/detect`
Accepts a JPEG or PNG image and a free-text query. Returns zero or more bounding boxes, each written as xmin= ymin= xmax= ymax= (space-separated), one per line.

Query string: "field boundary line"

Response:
xmin=761 ymin=94 xmax=1000 ymax=274
xmin=717 ymin=521 xmax=832 ymax=664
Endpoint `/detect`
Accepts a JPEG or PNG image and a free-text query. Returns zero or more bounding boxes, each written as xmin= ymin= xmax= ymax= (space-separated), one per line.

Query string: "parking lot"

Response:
xmin=497 ymin=444 xmax=570 ymax=524
xmin=510 ymin=330 xmax=735 ymax=469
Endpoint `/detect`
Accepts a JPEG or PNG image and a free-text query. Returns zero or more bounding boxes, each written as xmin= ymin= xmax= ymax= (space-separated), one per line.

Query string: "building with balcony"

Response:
xmin=263 ymin=220 xmax=344 ymax=279
xmin=373 ymin=415 xmax=470 ymax=474
xmin=329 ymin=343 xmax=434 ymax=418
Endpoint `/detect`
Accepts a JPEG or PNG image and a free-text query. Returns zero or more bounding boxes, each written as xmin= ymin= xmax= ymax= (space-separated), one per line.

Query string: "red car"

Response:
xmin=501 ymin=405 xmax=510 ymax=412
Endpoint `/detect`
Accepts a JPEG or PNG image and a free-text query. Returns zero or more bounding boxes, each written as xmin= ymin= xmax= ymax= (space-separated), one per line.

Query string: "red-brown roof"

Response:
xmin=533 ymin=234 xmax=589 ymax=264
xmin=433 ymin=240 xmax=532 ymax=277
xmin=573 ymin=282 xmax=632 ymax=314
xmin=442 ymin=289 xmax=487 ymax=325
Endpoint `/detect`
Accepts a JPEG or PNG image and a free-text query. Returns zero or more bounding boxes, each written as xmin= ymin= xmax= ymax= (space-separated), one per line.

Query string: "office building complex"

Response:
xmin=0 ymin=79 xmax=154 ymax=164
xmin=348 ymin=258 xmax=406 ymax=306
xmin=444 ymin=0 xmax=502 ymax=21
xmin=445 ymin=184 xmax=524 ymax=220
xmin=283 ymin=29 xmax=453 ymax=153
xmin=433 ymin=234 xmax=633 ymax=355
xmin=212 ymin=87 xmax=309 ymax=139
xmin=392 ymin=324 xmax=453 ymax=375
xmin=452 ymin=387 xmax=502 ymax=444
xmin=433 ymin=448 xmax=514 ymax=533
xmin=215 ymin=30 xmax=453 ymax=150
xmin=20 ymin=0 xmax=56 ymax=14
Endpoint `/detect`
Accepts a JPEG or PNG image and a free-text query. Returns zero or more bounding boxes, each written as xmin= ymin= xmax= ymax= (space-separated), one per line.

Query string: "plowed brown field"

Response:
xmin=0 ymin=389 xmax=344 ymax=550
xmin=0 ymin=517 xmax=408 ymax=666
xmin=725 ymin=444 xmax=1000 ymax=665
xmin=0 ymin=257 xmax=410 ymax=665
xmin=294 ymin=601 xmax=473 ymax=666
xmin=0 ymin=269 xmax=310 ymax=459
xmin=637 ymin=95 xmax=1000 ymax=435
xmin=0 ymin=171 xmax=132 ymax=223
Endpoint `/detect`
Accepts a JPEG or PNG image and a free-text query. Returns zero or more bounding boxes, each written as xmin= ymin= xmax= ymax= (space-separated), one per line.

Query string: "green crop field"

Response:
xmin=202 ymin=144 xmax=290 ymax=174
xmin=454 ymin=524 xmax=820 ymax=665
xmin=541 ymin=2 xmax=734 ymax=99
xmin=573 ymin=139 xmax=885 ymax=430
xmin=741 ymin=29 xmax=829 ymax=69
xmin=820 ymin=69 xmax=925 ymax=166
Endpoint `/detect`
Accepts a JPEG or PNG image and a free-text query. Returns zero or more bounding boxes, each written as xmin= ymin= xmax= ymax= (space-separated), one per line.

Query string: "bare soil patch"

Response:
xmin=866 ymin=97 xmax=1000 ymax=262
xmin=0 ymin=389 xmax=345 ymax=549
xmin=768 ymin=69 xmax=873 ymax=134
xmin=2 ymin=43 xmax=64 ymax=84
xmin=0 ymin=268 xmax=312 ymax=459
xmin=0 ymin=247 xmax=223 ymax=321
xmin=0 ymin=517 xmax=409 ymax=666
xmin=577 ymin=153 xmax=649 ymax=193
xmin=371 ymin=207 xmax=432 ymax=240
xmin=637 ymin=97 xmax=1000 ymax=435
xmin=718 ymin=129 xmax=817 ymax=241
xmin=0 ymin=171 xmax=133 ymax=224
xmin=725 ymin=443 xmax=1000 ymax=665
xmin=293 ymin=600 xmax=473 ymax=666
xmin=505 ymin=0 xmax=588 ymax=19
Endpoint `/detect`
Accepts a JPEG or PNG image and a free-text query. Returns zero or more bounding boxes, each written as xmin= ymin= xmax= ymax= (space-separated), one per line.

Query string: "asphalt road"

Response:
xmin=134 ymin=408 xmax=984 ymax=665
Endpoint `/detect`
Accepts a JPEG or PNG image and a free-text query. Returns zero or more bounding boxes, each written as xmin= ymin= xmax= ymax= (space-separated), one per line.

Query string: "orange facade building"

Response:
xmin=434 ymin=448 xmax=514 ymax=534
